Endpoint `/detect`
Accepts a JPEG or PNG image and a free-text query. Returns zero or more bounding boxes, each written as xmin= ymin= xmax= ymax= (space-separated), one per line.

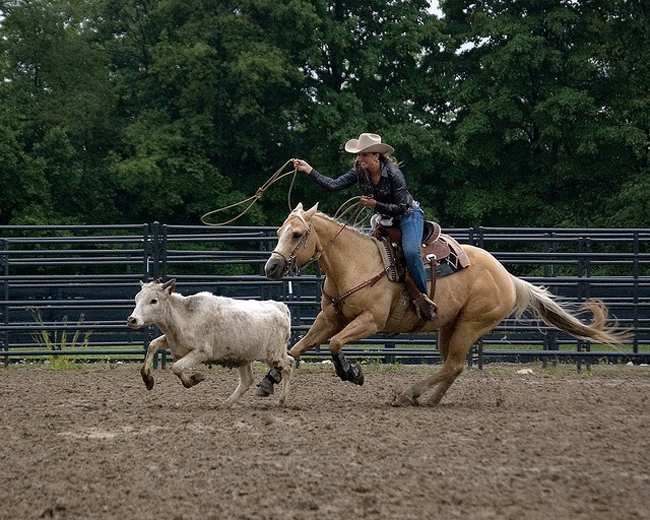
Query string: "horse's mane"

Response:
xmin=315 ymin=211 xmax=371 ymax=241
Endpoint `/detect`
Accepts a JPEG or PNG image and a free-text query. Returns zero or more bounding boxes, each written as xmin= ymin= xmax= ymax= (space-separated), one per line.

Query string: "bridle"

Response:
xmin=270 ymin=213 xmax=390 ymax=324
xmin=269 ymin=223 xmax=315 ymax=275
xmin=269 ymin=216 xmax=348 ymax=276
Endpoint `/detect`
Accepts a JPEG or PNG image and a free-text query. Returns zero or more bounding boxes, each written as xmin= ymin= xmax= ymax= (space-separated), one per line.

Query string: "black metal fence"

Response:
xmin=1 ymin=223 xmax=648 ymax=366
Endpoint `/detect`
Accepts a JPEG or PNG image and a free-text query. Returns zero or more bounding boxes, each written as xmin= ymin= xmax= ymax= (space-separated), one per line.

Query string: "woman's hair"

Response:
xmin=353 ymin=153 xmax=398 ymax=175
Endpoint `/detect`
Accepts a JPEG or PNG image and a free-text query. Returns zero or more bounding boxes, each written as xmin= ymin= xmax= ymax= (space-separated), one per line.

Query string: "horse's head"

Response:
xmin=265 ymin=202 xmax=319 ymax=280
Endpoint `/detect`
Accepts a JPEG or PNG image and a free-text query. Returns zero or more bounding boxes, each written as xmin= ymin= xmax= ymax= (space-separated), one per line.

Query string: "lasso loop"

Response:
xmin=201 ymin=159 xmax=373 ymax=229
xmin=334 ymin=196 xmax=373 ymax=228
xmin=200 ymin=159 xmax=298 ymax=226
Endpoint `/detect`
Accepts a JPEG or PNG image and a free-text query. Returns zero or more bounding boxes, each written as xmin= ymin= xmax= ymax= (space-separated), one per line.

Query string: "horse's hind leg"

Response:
xmin=393 ymin=323 xmax=487 ymax=407
xmin=437 ymin=324 xmax=454 ymax=362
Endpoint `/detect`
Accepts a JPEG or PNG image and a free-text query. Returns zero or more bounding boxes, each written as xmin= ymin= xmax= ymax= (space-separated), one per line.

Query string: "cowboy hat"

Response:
xmin=344 ymin=133 xmax=394 ymax=155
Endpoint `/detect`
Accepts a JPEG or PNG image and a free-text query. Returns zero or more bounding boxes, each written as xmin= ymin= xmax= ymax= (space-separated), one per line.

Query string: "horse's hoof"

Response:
xmin=254 ymin=378 xmax=275 ymax=397
xmin=334 ymin=358 xmax=364 ymax=385
xmin=349 ymin=365 xmax=364 ymax=386
xmin=392 ymin=393 xmax=419 ymax=407
xmin=255 ymin=367 xmax=283 ymax=397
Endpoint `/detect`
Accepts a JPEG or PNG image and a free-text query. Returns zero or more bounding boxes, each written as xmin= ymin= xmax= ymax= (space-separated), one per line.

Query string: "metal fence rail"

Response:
xmin=1 ymin=223 xmax=648 ymax=365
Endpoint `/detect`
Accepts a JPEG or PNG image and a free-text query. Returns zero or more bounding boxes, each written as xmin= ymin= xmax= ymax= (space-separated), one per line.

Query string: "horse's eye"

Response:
xmin=292 ymin=231 xmax=303 ymax=240
xmin=150 ymin=299 xmax=158 ymax=305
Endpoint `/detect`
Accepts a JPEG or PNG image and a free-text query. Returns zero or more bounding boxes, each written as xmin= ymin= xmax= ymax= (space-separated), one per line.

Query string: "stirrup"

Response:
xmin=423 ymin=294 xmax=437 ymax=312
xmin=413 ymin=293 xmax=437 ymax=321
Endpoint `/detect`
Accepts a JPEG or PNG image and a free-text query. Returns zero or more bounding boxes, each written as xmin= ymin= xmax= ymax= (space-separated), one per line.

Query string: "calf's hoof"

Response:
xmin=141 ymin=371 xmax=154 ymax=391
xmin=182 ymin=372 xmax=206 ymax=388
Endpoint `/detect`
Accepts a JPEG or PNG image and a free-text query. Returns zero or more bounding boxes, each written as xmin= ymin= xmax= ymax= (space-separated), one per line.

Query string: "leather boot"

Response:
xmin=254 ymin=367 xmax=282 ymax=397
xmin=331 ymin=353 xmax=365 ymax=385
xmin=412 ymin=293 xmax=437 ymax=321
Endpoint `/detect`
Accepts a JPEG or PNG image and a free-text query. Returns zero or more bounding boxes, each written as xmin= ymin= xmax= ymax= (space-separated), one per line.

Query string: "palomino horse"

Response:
xmin=262 ymin=203 xmax=625 ymax=406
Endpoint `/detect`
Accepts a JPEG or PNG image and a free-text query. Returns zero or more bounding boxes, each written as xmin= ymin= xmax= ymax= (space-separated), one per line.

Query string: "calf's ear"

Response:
xmin=162 ymin=278 xmax=176 ymax=293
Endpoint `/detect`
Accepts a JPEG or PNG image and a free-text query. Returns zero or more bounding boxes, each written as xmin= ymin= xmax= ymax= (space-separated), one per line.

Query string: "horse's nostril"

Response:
xmin=265 ymin=260 xmax=286 ymax=280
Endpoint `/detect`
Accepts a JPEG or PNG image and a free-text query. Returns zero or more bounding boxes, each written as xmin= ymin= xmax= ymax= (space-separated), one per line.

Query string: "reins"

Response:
xmin=200 ymin=159 xmax=299 ymax=226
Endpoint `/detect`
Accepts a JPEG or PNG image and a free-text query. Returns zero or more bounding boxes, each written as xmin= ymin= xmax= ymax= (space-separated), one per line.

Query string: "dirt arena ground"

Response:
xmin=0 ymin=361 xmax=649 ymax=520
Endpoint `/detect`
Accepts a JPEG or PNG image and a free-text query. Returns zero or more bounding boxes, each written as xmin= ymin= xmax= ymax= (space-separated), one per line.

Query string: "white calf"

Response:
xmin=127 ymin=279 xmax=294 ymax=406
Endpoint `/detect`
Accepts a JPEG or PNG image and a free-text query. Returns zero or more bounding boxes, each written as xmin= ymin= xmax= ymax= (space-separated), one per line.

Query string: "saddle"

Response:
xmin=372 ymin=219 xmax=470 ymax=322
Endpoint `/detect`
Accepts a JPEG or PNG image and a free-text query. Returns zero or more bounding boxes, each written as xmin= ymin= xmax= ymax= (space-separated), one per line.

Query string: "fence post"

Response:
xmin=150 ymin=222 xmax=161 ymax=281
xmin=142 ymin=223 xmax=151 ymax=280
xmin=384 ymin=341 xmax=396 ymax=364
xmin=148 ymin=222 xmax=164 ymax=368
xmin=633 ymin=230 xmax=639 ymax=354
xmin=1 ymin=239 xmax=7 ymax=366
xmin=544 ymin=231 xmax=556 ymax=278
xmin=161 ymin=224 xmax=168 ymax=282
xmin=544 ymin=330 xmax=558 ymax=351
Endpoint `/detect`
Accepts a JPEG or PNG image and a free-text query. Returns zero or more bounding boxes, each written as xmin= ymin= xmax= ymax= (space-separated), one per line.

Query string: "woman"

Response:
xmin=291 ymin=132 xmax=437 ymax=321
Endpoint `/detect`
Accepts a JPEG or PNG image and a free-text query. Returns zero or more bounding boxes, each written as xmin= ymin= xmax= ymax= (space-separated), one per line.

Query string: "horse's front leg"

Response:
xmin=289 ymin=309 xmax=343 ymax=358
xmin=255 ymin=310 xmax=342 ymax=397
xmin=328 ymin=311 xmax=380 ymax=386
xmin=141 ymin=336 xmax=169 ymax=390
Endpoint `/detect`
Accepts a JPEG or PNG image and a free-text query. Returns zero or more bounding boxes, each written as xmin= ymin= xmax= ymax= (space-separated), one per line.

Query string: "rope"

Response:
xmin=200 ymin=159 xmax=372 ymax=229
xmin=200 ymin=159 xmax=298 ymax=226
xmin=334 ymin=196 xmax=373 ymax=228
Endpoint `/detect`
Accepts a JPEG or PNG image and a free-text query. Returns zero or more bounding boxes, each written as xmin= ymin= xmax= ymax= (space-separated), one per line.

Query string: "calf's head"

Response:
xmin=127 ymin=279 xmax=176 ymax=329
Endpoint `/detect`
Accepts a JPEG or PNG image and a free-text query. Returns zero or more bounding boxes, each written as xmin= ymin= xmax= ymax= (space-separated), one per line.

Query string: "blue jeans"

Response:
xmin=398 ymin=203 xmax=428 ymax=294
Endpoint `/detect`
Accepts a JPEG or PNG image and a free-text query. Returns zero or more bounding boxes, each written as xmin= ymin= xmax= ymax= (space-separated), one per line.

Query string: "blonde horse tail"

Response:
xmin=510 ymin=276 xmax=628 ymax=345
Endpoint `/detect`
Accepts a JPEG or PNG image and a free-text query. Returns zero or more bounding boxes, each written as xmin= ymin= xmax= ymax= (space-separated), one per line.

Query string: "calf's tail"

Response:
xmin=510 ymin=276 xmax=628 ymax=345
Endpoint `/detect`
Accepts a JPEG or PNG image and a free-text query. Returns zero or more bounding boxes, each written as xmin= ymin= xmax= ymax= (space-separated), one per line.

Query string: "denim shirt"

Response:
xmin=308 ymin=161 xmax=415 ymax=219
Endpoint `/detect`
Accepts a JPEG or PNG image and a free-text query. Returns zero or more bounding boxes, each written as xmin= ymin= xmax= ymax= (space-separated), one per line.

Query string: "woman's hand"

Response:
xmin=360 ymin=195 xmax=377 ymax=208
xmin=291 ymin=158 xmax=313 ymax=174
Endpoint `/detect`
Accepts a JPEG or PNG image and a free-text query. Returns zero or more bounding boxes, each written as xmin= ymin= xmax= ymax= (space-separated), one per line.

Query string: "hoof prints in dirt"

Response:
xmin=1 ymin=364 xmax=649 ymax=520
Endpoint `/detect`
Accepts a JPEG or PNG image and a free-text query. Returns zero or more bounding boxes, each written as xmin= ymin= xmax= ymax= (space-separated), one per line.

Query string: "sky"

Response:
xmin=428 ymin=0 xmax=443 ymax=17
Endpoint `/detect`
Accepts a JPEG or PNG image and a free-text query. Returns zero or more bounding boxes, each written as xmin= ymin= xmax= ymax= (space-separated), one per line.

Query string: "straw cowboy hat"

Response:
xmin=344 ymin=133 xmax=394 ymax=155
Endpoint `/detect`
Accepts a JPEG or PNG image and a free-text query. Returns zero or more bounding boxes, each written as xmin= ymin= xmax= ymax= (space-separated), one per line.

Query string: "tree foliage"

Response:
xmin=0 ymin=0 xmax=647 ymax=227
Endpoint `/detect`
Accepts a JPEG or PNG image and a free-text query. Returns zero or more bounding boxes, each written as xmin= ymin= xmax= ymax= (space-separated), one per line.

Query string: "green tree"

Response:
xmin=0 ymin=0 xmax=120 ymax=224
xmin=96 ymin=0 xmax=316 ymax=224
xmin=440 ymin=0 xmax=649 ymax=227
xmin=597 ymin=0 xmax=650 ymax=227
xmin=285 ymin=0 xmax=450 ymax=219
xmin=1 ymin=0 xmax=647 ymax=229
